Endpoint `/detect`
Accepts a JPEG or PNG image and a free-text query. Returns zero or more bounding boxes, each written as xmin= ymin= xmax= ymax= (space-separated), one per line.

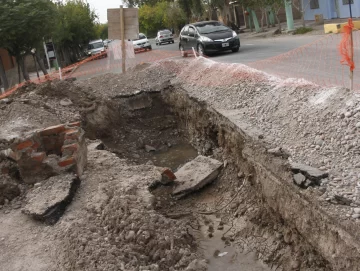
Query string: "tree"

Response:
xmin=52 ymin=0 xmax=98 ymax=66
xmin=95 ymin=23 xmax=108 ymax=40
xmin=0 ymin=0 xmax=56 ymax=81
xmin=292 ymin=0 xmax=311 ymax=27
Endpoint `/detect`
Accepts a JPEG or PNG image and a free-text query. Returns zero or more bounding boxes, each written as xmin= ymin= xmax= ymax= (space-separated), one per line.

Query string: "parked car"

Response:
xmin=87 ymin=39 xmax=107 ymax=58
xmin=179 ymin=21 xmax=240 ymax=56
xmin=133 ymin=33 xmax=152 ymax=51
xmin=155 ymin=30 xmax=174 ymax=45
xmin=103 ymin=39 xmax=109 ymax=48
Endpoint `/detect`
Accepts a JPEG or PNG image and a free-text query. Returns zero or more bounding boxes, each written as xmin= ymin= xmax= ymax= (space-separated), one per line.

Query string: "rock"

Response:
xmin=88 ymin=140 xmax=105 ymax=151
xmin=354 ymin=208 xmax=360 ymax=214
xmin=0 ymin=178 xmax=21 ymax=205
xmin=125 ymin=230 xmax=135 ymax=240
xmin=356 ymin=122 xmax=360 ymax=128
xmin=22 ymin=174 xmax=80 ymax=224
xmin=293 ymin=173 xmax=306 ymax=186
xmin=315 ymin=136 xmax=324 ymax=146
xmin=333 ymin=195 xmax=352 ymax=206
xmin=204 ymin=142 xmax=212 ymax=152
xmin=345 ymin=111 xmax=353 ymax=118
xmin=59 ymin=98 xmax=73 ymax=106
xmin=267 ymin=147 xmax=290 ymax=158
xmin=145 ymin=145 xmax=156 ymax=152
xmin=0 ymin=98 xmax=12 ymax=104
xmin=352 ymin=214 xmax=360 ymax=219
xmin=185 ymin=259 xmax=207 ymax=271
xmin=172 ymin=155 xmax=222 ymax=197
xmin=290 ymin=162 xmax=328 ymax=182
xmin=304 ymin=179 xmax=312 ymax=188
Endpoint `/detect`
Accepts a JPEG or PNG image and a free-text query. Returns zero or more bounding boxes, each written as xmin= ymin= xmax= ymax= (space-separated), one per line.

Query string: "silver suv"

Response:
xmin=87 ymin=39 xmax=107 ymax=58
xmin=155 ymin=30 xmax=174 ymax=45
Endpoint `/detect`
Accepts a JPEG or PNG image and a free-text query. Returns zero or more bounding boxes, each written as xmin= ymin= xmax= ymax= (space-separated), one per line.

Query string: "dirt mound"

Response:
xmin=56 ymin=149 xmax=201 ymax=271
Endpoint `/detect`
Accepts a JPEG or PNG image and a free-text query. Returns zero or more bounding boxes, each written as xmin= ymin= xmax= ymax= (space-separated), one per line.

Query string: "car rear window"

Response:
xmin=160 ymin=30 xmax=171 ymax=35
xmin=133 ymin=34 xmax=146 ymax=41
xmin=88 ymin=42 xmax=103 ymax=50
xmin=196 ymin=22 xmax=229 ymax=34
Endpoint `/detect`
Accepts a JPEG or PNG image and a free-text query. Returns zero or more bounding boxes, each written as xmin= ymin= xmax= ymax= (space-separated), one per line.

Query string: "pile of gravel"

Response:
xmin=167 ymin=57 xmax=360 ymax=221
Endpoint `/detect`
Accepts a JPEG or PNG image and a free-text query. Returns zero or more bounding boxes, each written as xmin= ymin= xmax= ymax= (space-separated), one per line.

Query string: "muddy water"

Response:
xmin=197 ymin=217 xmax=270 ymax=271
xmin=150 ymin=143 xmax=198 ymax=171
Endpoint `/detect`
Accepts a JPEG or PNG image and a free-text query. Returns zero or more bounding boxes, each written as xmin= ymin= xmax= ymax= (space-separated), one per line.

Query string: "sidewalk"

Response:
xmin=239 ymin=18 xmax=355 ymax=39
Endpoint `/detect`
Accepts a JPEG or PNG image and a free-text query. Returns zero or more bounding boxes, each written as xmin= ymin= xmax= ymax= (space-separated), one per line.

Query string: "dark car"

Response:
xmin=155 ymin=29 xmax=174 ymax=45
xmin=179 ymin=21 xmax=240 ymax=56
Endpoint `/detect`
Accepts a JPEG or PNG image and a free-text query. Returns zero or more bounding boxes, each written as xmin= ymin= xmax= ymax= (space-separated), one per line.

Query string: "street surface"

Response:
xmin=72 ymin=34 xmax=360 ymax=89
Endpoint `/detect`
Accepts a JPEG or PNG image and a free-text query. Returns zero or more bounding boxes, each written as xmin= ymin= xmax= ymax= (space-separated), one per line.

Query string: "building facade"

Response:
xmin=303 ymin=0 xmax=360 ymax=21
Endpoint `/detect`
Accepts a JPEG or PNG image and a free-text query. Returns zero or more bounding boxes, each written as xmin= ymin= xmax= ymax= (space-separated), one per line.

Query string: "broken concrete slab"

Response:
xmin=22 ymin=173 xmax=80 ymax=224
xmin=172 ymin=155 xmax=222 ymax=197
xmin=290 ymin=162 xmax=328 ymax=182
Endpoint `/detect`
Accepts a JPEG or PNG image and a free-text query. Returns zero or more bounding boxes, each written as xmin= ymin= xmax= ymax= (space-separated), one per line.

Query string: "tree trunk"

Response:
xmin=17 ymin=58 xmax=21 ymax=84
xmin=260 ymin=9 xmax=265 ymax=31
xmin=302 ymin=11 xmax=305 ymax=27
xmin=35 ymin=51 xmax=48 ymax=75
xmin=0 ymin=56 xmax=9 ymax=90
xmin=242 ymin=6 xmax=247 ymax=28
xmin=18 ymin=56 xmax=30 ymax=81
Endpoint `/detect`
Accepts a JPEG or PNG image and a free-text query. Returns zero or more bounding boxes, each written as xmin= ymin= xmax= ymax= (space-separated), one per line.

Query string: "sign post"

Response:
xmin=120 ymin=5 xmax=126 ymax=73
xmin=349 ymin=1 xmax=354 ymax=90
xmin=107 ymin=7 xmax=139 ymax=74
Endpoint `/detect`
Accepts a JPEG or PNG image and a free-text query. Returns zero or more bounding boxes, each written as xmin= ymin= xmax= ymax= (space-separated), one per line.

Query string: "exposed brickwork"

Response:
xmin=58 ymin=156 xmax=75 ymax=167
xmin=16 ymin=140 xmax=34 ymax=151
xmin=40 ymin=124 xmax=66 ymax=136
xmin=9 ymin=122 xmax=87 ymax=184
xmin=30 ymin=152 xmax=46 ymax=163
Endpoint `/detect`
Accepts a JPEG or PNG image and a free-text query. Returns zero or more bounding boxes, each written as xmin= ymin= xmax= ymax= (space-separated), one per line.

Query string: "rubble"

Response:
xmin=172 ymin=155 xmax=223 ymax=197
xmin=8 ymin=122 xmax=87 ymax=184
xmin=22 ymin=173 xmax=80 ymax=223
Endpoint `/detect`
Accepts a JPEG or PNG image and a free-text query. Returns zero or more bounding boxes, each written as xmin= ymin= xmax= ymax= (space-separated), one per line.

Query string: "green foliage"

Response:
xmin=293 ymin=26 xmax=313 ymax=34
xmin=139 ymin=2 xmax=186 ymax=37
xmin=95 ymin=23 xmax=108 ymax=40
xmin=0 ymin=0 xmax=56 ymax=57
xmin=53 ymin=0 xmax=98 ymax=47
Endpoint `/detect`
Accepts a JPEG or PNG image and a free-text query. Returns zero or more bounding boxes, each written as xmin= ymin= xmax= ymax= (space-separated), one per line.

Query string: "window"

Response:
xmin=343 ymin=0 xmax=354 ymax=4
xmin=195 ymin=22 xmax=229 ymax=34
xmin=181 ymin=26 xmax=189 ymax=35
xmin=310 ymin=0 xmax=319 ymax=9
xmin=188 ymin=27 xmax=195 ymax=37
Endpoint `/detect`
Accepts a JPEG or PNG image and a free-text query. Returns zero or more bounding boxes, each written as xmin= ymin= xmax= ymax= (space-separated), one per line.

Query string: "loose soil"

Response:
xmin=0 ymin=58 xmax=359 ymax=271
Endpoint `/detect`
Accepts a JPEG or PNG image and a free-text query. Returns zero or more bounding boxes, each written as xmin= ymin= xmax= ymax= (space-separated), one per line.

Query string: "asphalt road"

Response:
xmin=72 ymin=34 xmax=359 ymax=89
xmin=73 ymin=35 xmax=322 ymax=79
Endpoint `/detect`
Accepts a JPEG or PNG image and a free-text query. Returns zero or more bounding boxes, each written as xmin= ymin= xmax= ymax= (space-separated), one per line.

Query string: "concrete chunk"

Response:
xmin=22 ymin=174 xmax=80 ymax=224
xmin=290 ymin=162 xmax=328 ymax=181
xmin=172 ymin=155 xmax=222 ymax=197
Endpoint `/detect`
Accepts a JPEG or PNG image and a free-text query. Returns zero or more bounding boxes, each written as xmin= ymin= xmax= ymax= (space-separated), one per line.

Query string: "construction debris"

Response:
xmin=172 ymin=155 xmax=223 ymax=197
xmin=22 ymin=174 xmax=80 ymax=224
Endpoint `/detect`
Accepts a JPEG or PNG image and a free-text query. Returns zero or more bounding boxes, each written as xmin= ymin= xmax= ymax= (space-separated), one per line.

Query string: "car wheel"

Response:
xmin=179 ymin=45 xmax=187 ymax=57
xmin=232 ymin=47 xmax=239 ymax=53
xmin=172 ymin=40 xmax=175 ymax=44
xmin=148 ymin=46 xmax=152 ymax=50
xmin=197 ymin=44 xmax=205 ymax=56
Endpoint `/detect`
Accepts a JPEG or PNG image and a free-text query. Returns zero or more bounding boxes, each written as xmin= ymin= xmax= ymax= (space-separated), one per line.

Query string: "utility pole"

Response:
xmin=284 ymin=0 xmax=294 ymax=31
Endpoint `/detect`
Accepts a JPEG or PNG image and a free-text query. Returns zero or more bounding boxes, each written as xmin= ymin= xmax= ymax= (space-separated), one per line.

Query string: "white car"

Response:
xmin=87 ymin=39 xmax=107 ymax=58
xmin=133 ymin=33 xmax=152 ymax=52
